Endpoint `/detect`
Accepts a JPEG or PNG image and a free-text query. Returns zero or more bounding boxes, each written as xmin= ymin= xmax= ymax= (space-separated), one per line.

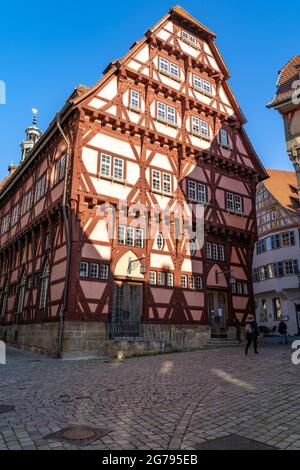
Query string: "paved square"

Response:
xmin=0 ymin=344 xmax=299 ymax=450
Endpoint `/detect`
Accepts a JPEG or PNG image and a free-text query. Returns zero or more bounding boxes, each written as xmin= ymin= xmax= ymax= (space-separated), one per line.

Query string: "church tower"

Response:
xmin=267 ymin=56 xmax=300 ymax=200
xmin=20 ymin=108 xmax=42 ymax=161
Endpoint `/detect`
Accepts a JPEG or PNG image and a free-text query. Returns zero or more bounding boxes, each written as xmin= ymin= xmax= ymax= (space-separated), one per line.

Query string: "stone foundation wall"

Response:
xmin=0 ymin=321 xmax=212 ymax=359
xmin=0 ymin=322 xmax=59 ymax=357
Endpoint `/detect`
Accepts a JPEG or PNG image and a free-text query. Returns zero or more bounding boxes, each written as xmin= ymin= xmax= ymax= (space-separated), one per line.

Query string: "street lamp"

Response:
xmin=127 ymin=255 xmax=146 ymax=275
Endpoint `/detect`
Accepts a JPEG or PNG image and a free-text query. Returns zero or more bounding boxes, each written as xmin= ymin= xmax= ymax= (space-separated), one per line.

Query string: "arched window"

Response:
xmin=39 ymin=261 xmax=50 ymax=309
xmin=17 ymin=271 xmax=26 ymax=313
xmin=156 ymin=233 xmax=164 ymax=250
xmin=1 ymin=281 xmax=9 ymax=316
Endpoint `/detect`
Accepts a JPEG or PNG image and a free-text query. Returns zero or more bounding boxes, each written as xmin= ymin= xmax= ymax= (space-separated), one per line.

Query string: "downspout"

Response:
xmin=56 ymin=113 xmax=72 ymax=358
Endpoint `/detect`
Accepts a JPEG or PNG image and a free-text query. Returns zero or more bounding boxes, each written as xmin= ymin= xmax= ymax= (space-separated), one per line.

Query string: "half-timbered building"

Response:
xmin=0 ymin=6 xmax=267 ymax=357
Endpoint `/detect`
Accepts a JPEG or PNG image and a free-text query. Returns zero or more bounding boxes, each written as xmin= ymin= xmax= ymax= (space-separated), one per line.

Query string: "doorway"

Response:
xmin=110 ymin=281 xmax=143 ymax=337
xmin=207 ymin=290 xmax=228 ymax=338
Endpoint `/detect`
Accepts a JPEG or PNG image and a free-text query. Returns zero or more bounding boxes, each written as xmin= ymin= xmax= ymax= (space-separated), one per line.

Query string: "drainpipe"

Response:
xmin=56 ymin=113 xmax=72 ymax=358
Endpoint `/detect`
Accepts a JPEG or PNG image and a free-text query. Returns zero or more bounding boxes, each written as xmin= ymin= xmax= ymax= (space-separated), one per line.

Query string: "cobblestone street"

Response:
xmin=0 ymin=344 xmax=300 ymax=450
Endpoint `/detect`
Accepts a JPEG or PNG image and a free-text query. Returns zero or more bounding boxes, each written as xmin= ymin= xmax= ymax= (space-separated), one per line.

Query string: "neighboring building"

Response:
xmin=253 ymin=170 xmax=300 ymax=334
xmin=259 ymin=56 xmax=300 ymax=335
xmin=0 ymin=6 xmax=266 ymax=358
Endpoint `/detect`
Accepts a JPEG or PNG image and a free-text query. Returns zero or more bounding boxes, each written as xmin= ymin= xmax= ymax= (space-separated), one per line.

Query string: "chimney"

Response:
xmin=8 ymin=162 xmax=17 ymax=175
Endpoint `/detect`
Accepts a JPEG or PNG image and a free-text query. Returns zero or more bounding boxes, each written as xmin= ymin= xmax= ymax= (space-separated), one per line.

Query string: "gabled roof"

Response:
xmin=267 ymin=55 xmax=300 ymax=108
xmin=263 ymin=168 xmax=300 ymax=215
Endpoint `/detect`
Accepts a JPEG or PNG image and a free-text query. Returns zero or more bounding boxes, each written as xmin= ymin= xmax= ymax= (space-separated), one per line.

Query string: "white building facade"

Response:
xmin=253 ymin=170 xmax=300 ymax=335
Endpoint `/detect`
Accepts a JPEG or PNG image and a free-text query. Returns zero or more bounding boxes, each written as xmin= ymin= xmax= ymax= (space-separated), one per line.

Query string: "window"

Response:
xmin=1 ymin=215 xmax=10 ymax=235
xmin=118 ymin=225 xmax=126 ymax=245
xmin=151 ymin=170 xmax=172 ymax=195
xmin=218 ymin=245 xmax=224 ymax=261
xmin=196 ymin=277 xmax=203 ymax=291
xmin=127 ymin=227 xmax=134 ymax=246
xmin=237 ymin=282 xmax=242 ymax=294
xmin=11 ymin=205 xmax=20 ymax=226
xmin=193 ymin=74 xmax=211 ymax=94
xmin=39 ymin=261 xmax=50 ymax=309
xmin=22 ymin=190 xmax=32 ymax=215
xmin=113 ymin=158 xmax=124 ymax=181
xmin=167 ymin=273 xmax=174 ymax=287
xmin=36 ymin=175 xmax=46 ymax=201
xmin=182 ymin=30 xmax=197 ymax=46
xmin=152 ymin=170 xmax=161 ymax=192
xmin=284 ymin=260 xmax=295 ymax=276
xmin=189 ymin=276 xmax=195 ymax=290
xmin=187 ymin=180 xmax=207 ymax=204
xmin=100 ymin=154 xmax=111 ymax=178
xmin=258 ymin=299 xmax=268 ymax=322
xmin=226 ymin=192 xmax=243 ymax=214
xmin=271 ymin=211 xmax=277 ymax=220
xmin=158 ymin=272 xmax=165 ymax=286
xmin=1 ymin=282 xmax=9 ymax=316
xmin=181 ymin=275 xmax=187 ymax=288
xmin=17 ymin=271 xmax=26 ymax=313
xmin=54 ymin=154 xmax=66 ymax=184
xmin=206 ymin=242 xmax=212 ymax=259
xmin=191 ymin=116 xmax=209 ymax=138
xmin=206 ymin=243 xmax=224 ymax=261
xmin=130 ymin=89 xmax=140 ymax=110
xmin=80 ymin=262 xmax=89 ymax=278
xmin=157 ymin=101 xmax=176 ymax=125
xmin=45 ymin=232 xmax=51 ymax=250
xmin=198 ymin=183 xmax=207 ymax=204
xmin=91 ymin=263 xmax=99 ymax=279
xmin=159 ymin=56 xmax=179 ymax=79
xmin=117 ymin=225 xmax=144 ymax=248
xmin=187 ymin=180 xmax=197 ymax=200
xmin=159 ymin=57 xmax=169 ymax=74
xmin=243 ymin=283 xmax=248 ymax=295
xmin=135 ymin=228 xmax=144 ymax=248
xmin=156 ymin=233 xmax=164 ymax=250
xmin=100 ymin=265 xmax=109 ymax=280
xmin=150 ymin=271 xmax=157 ymax=285
xmin=272 ymin=297 xmax=282 ymax=320
xmin=220 ymin=129 xmax=229 ymax=147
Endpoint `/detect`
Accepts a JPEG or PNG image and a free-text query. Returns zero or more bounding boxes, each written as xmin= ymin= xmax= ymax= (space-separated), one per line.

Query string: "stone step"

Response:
xmin=206 ymin=339 xmax=241 ymax=349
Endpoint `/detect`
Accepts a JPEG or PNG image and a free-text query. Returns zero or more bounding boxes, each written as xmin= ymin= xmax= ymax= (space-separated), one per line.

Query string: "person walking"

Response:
xmin=245 ymin=315 xmax=259 ymax=355
xmin=278 ymin=319 xmax=288 ymax=345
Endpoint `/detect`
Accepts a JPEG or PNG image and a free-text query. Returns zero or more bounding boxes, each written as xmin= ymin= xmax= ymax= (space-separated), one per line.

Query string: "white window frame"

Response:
xmin=181 ymin=275 xmax=187 ymax=288
xmin=189 ymin=276 xmax=195 ymax=290
xmin=182 ymin=30 xmax=197 ymax=46
xmin=191 ymin=116 xmax=209 ymax=138
xmin=100 ymin=153 xmax=112 ymax=178
xmin=220 ymin=129 xmax=229 ymax=147
xmin=130 ymin=89 xmax=140 ymax=110
xmin=167 ymin=273 xmax=174 ymax=287
xmin=100 ymin=264 xmax=109 ymax=280
xmin=80 ymin=262 xmax=89 ymax=278
xmin=157 ymin=233 xmax=164 ymax=250
xmin=158 ymin=272 xmax=166 ymax=286
xmin=159 ymin=56 xmax=180 ymax=79
xmin=90 ymin=263 xmax=100 ymax=279
xmin=150 ymin=271 xmax=157 ymax=285
xmin=157 ymin=101 xmax=176 ymax=125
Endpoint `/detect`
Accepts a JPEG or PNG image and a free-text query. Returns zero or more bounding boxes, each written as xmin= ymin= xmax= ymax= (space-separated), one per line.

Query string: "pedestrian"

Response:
xmin=235 ymin=317 xmax=241 ymax=343
xmin=245 ymin=315 xmax=259 ymax=355
xmin=278 ymin=318 xmax=288 ymax=345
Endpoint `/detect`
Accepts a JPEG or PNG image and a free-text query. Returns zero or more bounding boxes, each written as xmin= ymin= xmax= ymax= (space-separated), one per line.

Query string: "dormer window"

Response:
xmin=182 ymin=30 xmax=197 ymax=46
xmin=159 ymin=57 xmax=179 ymax=80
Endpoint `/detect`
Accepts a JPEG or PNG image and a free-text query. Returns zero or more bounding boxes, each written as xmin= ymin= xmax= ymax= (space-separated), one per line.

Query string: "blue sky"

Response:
xmin=0 ymin=0 xmax=299 ymax=180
